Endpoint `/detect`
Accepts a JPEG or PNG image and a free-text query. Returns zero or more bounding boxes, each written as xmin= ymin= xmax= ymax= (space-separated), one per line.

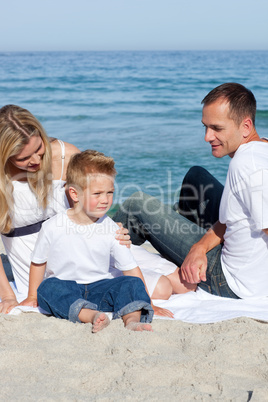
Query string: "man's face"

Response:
xmin=202 ymin=100 xmax=245 ymax=158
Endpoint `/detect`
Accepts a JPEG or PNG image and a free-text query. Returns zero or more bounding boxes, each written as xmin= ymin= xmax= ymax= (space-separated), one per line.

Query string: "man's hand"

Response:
xmin=0 ymin=297 xmax=19 ymax=314
xmin=115 ymin=222 xmax=131 ymax=248
xmin=180 ymin=244 xmax=208 ymax=284
xmin=19 ymin=297 xmax=38 ymax=308
xmin=152 ymin=304 xmax=174 ymax=318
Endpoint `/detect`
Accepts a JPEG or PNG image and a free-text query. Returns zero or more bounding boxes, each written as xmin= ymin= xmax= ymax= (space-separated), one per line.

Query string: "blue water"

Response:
xmin=0 ymin=51 xmax=268 ymax=205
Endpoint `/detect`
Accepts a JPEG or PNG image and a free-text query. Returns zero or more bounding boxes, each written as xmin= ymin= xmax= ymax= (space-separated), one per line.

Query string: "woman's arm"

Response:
xmin=0 ymin=256 xmax=18 ymax=314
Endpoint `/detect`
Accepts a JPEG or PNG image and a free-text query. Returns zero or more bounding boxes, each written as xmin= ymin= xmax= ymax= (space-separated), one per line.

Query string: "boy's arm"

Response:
xmin=20 ymin=262 xmax=47 ymax=307
xmin=122 ymin=266 xmax=174 ymax=318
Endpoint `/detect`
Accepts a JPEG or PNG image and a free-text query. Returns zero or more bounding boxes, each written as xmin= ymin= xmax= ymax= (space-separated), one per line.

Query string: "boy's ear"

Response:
xmin=68 ymin=186 xmax=79 ymax=203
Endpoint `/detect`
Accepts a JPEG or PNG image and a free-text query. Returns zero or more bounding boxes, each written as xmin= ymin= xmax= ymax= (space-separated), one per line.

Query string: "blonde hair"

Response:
xmin=0 ymin=105 xmax=52 ymax=233
xmin=66 ymin=150 xmax=117 ymax=190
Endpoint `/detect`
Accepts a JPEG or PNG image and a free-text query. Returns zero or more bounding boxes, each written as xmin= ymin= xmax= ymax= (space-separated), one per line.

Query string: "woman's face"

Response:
xmin=10 ymin=135 xmax=45 ymax=173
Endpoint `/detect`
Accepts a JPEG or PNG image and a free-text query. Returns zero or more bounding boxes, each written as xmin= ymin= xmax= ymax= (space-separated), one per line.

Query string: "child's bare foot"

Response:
xmin=92 ymin=312 xmax=110 ymax=333
xmin=125 ymin=322 xmax=153 ymax=332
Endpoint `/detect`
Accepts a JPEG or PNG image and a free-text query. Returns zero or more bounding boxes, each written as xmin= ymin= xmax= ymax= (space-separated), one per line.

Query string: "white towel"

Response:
xmin=153 ymin=288 xmax=268 ymax=323
xmin=7 ymin=283 xmax=268 ymax=324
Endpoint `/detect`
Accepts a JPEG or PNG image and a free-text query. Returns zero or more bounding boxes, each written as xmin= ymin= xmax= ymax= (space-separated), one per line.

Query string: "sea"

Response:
xmin=0 ymin=51 xmax=268 ymax=207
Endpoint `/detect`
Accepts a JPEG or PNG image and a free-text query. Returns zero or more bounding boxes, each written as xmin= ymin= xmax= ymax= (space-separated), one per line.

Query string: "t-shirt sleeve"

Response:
xmin=110 ymin=239 xmax=138 ymax=271
xmin=243 ymin=169 xmax=268 ymax=230
xmin=31 ymin=225 xmax=51 ymax=264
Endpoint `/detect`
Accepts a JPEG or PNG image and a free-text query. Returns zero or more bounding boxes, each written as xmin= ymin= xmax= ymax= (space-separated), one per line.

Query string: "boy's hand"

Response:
xmin=115 ymin=222 xmax=131 ymax=248
xmin=152 ymin=304 xmax=174 ymax=318
xmin=19 ymin=297 xmax=38 ymax=308
xmin=0 ymin=298 xmax=19 ymax=314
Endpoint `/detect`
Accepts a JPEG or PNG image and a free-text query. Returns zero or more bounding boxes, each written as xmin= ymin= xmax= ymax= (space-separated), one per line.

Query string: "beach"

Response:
xmin=1 ymin=309 xmax=268 ymax=401
xmin=1 ymin=240 xmax=268 ymax=401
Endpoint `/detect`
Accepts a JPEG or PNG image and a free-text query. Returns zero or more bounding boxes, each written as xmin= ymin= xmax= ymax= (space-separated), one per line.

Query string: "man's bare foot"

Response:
xmin=92 ymin=312 xmax=110 ymax=333
xmin=125 ymin=322 xmax=153 ymax=332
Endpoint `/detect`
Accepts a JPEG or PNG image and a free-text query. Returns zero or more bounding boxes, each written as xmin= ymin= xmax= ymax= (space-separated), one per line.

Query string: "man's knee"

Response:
xmin=184 ymin=166 xmax=208 ymax=183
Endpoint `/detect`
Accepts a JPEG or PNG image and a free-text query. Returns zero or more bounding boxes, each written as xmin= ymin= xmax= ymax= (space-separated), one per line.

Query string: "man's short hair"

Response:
xmin=66 ymin=150 xmax=117 ymax=190
xmin=201 ymin=83 xmax=256 ymax=126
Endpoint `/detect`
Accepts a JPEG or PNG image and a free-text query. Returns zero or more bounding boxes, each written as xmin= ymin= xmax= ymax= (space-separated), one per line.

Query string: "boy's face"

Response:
xmin=79 ymin=174 xmax=114 ymax=221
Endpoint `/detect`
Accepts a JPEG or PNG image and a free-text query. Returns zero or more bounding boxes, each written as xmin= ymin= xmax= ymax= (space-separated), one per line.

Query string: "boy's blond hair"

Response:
xmin=66 ymin=150 xmax=117 ymax=190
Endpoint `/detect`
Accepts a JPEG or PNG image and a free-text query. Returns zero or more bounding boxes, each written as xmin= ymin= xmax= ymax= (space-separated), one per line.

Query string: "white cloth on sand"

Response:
xmin=8 ymin=277 xmax=268 ymax=324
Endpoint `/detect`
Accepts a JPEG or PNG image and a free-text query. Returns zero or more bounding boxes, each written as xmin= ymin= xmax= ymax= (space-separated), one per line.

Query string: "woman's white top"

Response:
xmin=1 ymin=140 xmax=69 ymax=294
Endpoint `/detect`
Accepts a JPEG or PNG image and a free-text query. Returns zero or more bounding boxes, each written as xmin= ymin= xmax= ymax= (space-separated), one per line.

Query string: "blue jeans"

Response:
xmin=37 ymin=276 xmax=154 ymax=323
xmin=113 ymin=166 xmax=239 ymax=299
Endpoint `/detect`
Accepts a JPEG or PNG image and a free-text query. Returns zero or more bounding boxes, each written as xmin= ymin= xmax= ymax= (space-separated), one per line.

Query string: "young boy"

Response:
xmin=21 ymin=150 xmax=153 ymax=332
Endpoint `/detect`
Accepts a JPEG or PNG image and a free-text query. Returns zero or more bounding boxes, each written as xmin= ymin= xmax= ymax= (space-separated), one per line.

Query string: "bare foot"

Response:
xmin=92 ymin=312 xmax=110 ymax=333
xmin=125 ymin=322 xmax=153 ymax=332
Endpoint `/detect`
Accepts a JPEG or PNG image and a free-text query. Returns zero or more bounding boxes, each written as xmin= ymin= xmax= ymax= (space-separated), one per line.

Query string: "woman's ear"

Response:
xmin=68 ymin=186 xmax=79 ymax=203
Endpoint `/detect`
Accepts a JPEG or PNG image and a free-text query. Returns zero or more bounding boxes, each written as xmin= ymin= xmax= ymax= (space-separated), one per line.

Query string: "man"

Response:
xmin=113 ymin=83 xmax=268 ymax=299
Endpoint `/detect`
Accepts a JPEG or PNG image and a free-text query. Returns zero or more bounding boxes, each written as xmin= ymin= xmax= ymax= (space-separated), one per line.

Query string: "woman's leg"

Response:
xmin=151 ymin=275 xmax=173 ymax=300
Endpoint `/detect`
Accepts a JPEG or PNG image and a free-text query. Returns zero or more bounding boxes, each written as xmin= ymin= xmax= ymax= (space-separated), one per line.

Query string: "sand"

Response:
xmin=1 ymin=314 xmax=268 ymax=401
xmin=1 ymin=242 xmax=268 ymax=401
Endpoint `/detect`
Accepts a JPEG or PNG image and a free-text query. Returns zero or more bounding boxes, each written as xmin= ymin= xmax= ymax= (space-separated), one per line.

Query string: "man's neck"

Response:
xmin=244 ymin=128 xmax=261 ymax=143
xmin=229 ymin=128 xmax=262 ymax=158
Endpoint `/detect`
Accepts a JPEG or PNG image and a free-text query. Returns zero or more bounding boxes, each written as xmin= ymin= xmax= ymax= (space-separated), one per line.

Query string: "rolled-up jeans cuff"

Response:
xmin=69 ymin=298 xmax=98 ymax=323
xmin=115 ymin=300 xmax=154 ymax=323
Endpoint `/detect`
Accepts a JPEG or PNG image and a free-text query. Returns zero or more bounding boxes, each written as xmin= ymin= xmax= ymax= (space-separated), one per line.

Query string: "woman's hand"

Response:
xmin=152 ymin=303 xmax=174 ymax=318
xmin=19 ymin=297 xmax=38 ymax=308
xmin=0 ymin=297 xmax=19 ymax=314
xmin=115 ymin=222 xmax=131 ymax=248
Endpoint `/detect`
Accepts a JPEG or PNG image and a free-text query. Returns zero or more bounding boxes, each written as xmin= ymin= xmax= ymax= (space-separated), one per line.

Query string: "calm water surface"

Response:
xmin=0 ymin=51 xmax=267 ymax=204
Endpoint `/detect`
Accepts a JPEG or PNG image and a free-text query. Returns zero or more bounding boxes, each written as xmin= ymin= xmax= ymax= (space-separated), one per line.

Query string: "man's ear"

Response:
xmin=68 ymin=186 xmax=79 ymax=203
xmin=241 ymin=117 xmax=253 ymax=138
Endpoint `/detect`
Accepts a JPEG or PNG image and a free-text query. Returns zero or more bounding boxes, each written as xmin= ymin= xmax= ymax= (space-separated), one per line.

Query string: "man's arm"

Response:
xmin=263 ymin=228 xmax=268 ymax=235
xmin=181 ymin=221 xmax=226 ymax=284
xmin=20 ymin=262 xmax=47 ymax=307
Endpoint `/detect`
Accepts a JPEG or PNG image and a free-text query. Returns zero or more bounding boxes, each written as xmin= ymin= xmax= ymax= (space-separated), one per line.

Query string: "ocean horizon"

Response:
xmin=1 ymin=50 xmax=267 ymax=204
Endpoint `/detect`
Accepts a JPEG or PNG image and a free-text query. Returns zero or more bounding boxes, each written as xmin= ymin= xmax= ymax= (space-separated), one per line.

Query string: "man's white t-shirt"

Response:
xmin=31 ymin=211 xmax=138 ymax=284
xmin=219 ymin=141 xmax=268 ymax=298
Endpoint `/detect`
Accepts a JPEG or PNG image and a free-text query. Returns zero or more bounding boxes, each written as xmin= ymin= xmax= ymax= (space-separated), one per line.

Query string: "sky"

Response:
xmin=1 ymin=0 xmax=268 ymax=51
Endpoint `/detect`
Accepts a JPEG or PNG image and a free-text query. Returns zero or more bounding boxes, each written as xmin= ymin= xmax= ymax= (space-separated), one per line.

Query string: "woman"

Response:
xmin=0 ymin=105 xmax=178 ymax=316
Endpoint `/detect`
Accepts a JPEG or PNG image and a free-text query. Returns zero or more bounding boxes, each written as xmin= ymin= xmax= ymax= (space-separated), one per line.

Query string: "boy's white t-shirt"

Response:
xmin=31 ymin=211 xmax=138 ymax=284
xmin=219 ymin=141 xmax=268 ymax=298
